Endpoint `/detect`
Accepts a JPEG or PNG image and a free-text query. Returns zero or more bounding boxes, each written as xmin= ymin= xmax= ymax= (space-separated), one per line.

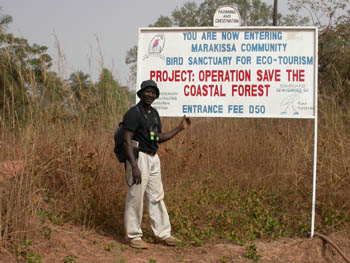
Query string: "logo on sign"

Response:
xmin=280 ymin=94 xmax=300 ymax=115
xmin=143 ymin=34 xmax=165 ymax=60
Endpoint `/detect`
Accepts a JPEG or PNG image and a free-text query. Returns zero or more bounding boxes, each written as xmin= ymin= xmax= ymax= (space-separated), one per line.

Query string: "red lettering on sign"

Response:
xmin=256 ymin=69 xmax=281 ymax=82
xmin=184 ymin=84 xmax=226 ymax=97
xmin=231 ymin=84 xmax=270 ymax=97
xmin=286 ymin=69 xmax=305 ymax=82
xmin=150 ymin=70 xmax=193 ymax=82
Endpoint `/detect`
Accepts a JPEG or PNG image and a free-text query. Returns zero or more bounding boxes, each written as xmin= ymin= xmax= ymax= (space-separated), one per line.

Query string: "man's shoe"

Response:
xmin=161 ymin=236 xmax=181 ymax=246
xmin=128 ymin=239 xmax=149 ymax=249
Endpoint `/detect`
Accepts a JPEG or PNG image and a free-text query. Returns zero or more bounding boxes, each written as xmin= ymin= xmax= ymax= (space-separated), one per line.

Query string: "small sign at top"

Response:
xmin=213 ymin=5 xmax=241 ymax=27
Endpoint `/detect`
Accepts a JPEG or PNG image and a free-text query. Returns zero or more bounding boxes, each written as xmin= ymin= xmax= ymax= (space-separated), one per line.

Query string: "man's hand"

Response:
xmin=158 ymin=115 xmax=191 ymax=143
xmin=124 ymin=130 xmax=142 ymax=185
xmin=132 ymin=166 xmax=142 ymax=185
xmin=181 ymin=115 xmax=191 ymax=130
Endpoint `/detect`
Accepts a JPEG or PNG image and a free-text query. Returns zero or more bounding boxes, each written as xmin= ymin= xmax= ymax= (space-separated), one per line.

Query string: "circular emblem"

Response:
xmin=214 ymin=5 xmax=241 ymax=27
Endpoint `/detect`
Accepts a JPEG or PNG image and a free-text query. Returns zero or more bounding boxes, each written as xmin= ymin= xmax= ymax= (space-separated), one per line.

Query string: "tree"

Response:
xmin=0 ymin=9 xmax=54 ymax=120
xmin=0 ymin=7 xmax=12 ymax=31
xmin=68 ymin=71 xmax=91 ymax=100
xmin=149 ymin=15 xmax=173 ymax=27
xmin=171 ymin=2 xmax=201 ymax=27
xmin=125 ymin=0 xmax=286 ymax=85
xmin=97 ymin=68 xmax=129 ymax=115
xmin=186 ymin=0 xmax=273 ymax=27
xmin=287 ymin=0 xmax=349 ymax=29
xmin=279 ymin=13 xmax=309 ymax=26
xmin=125 ymin=45 xmax=137 ymax=88
xmin=286 ymin=0 xmax=350 ymax=105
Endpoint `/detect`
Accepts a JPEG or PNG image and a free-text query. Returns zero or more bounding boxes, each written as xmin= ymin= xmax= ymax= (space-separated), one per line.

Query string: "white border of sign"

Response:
xmin=137 ymin=26 xmax=318 ymax=238
xmin=311 ymin=27 xmax=318 ymax=238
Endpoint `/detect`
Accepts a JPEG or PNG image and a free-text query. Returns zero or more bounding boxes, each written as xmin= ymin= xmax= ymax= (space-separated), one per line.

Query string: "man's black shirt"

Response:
xmin=123 ymin=103 xmax=162 ymax=153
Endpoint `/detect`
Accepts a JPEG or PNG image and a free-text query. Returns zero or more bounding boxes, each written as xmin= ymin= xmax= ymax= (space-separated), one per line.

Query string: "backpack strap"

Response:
xmin=136 ymin=104 xmax=160 ymax=131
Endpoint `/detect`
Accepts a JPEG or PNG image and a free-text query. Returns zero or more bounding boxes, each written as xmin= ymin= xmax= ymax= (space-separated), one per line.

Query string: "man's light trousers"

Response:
xmin=124 ymin=152 xmax=171 ymax=241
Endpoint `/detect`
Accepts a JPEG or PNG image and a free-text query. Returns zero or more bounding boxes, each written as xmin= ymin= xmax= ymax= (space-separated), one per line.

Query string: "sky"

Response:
xmin=1 ymin=0 xmax=288 ymax=88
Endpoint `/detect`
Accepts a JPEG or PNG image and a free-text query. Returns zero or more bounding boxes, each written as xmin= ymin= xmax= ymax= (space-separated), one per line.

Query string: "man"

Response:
xmin=122 ymin=80 xmax=191 ymax=249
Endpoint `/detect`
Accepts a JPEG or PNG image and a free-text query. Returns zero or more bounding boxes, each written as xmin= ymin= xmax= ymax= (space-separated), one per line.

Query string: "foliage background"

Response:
xmin=1 ymin=0 xmax=349 ymax=260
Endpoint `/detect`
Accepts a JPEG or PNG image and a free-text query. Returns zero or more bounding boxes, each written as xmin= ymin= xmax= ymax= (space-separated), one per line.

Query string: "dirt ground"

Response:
xmin=1 ymin=223 xmax=349 ymax=263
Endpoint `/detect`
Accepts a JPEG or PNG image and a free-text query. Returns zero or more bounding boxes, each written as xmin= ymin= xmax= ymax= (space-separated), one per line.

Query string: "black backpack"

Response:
xmin=114 ymin=122 xmax=126 ymax=162
xmin=114 ymin=105 xmax=143 ymax=163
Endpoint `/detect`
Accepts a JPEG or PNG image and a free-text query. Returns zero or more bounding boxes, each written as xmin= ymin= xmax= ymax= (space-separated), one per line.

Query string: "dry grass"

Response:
xmin=3 ymin=94 xmax=348 ymax=250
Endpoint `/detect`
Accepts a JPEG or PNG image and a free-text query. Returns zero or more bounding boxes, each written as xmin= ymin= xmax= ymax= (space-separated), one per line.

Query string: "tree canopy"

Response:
xmin=0 ymin=8 xmax=131 ymax=124
xmin=0 ymin=10 xmax=54 ymax=117
xmin=125 ymin=0 xmax=305 ymax=87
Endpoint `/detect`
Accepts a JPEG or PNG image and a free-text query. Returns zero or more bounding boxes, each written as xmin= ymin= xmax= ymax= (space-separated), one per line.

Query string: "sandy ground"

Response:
xmin=0 ymin=223 xmax=349 ymax=263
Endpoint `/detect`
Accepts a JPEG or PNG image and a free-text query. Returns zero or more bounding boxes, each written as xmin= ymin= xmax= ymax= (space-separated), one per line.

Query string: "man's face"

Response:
xmin=140 ymin=87 xmax=157 ymax=106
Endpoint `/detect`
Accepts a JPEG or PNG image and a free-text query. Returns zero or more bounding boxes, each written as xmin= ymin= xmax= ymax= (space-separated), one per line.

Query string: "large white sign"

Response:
xmin=137 ymin=27 xmax=318 ymax=119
